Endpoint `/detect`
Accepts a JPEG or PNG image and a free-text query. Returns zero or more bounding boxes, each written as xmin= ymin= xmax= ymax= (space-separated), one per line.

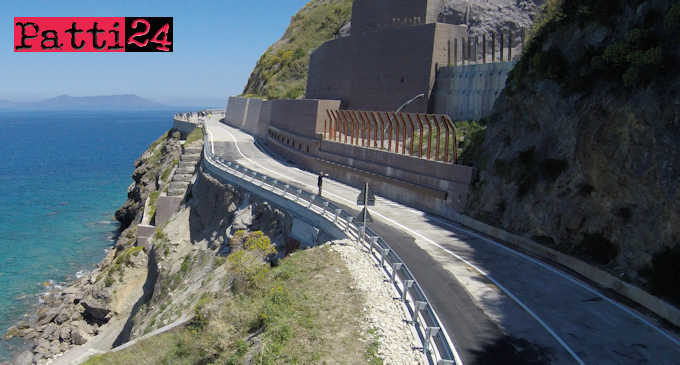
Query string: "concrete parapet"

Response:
xmin=155 ymin=196 xmax=184 ymax=227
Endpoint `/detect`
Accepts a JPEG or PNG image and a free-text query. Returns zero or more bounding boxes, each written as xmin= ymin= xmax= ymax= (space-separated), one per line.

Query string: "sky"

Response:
xmin=1 ymin=0 xmax=308 ymax=107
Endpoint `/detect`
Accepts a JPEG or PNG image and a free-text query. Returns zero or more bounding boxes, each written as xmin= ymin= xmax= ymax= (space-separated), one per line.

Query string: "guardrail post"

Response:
xmin=391 ymin=263 xmax=403 ymax=283
xmin=295 ymin=188 xmax=302 ymax=202
xmin=413 ymin=301 xmax=427 ymax=325
xmin=381 ymin=248 xmax=390 ymax=268
xmin=308 ymin=194 xmax=315 ymax=208
xmin=369 ymin=236 xmax=378 ymax=254
xmin=423 ymin=327 xmax=440 ymax=355
xmin=437 ymin=360 xmax=455 ymax=365
xmin=346 ymin=217 xmax=354 ymax=235
xmin=323 ymin=201 xmax=329 ymax=216
xmin=402 ymin=280 xmax=414 ymax=302
xmin=334 ymin=208 xmax=342 ymax=223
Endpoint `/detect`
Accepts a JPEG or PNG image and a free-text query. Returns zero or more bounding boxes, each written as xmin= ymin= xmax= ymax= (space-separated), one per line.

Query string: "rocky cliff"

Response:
xmin=466 ymin=0 xmax=680 ymax=304
xmin=242 ymin=0 xmax=353 ymax=99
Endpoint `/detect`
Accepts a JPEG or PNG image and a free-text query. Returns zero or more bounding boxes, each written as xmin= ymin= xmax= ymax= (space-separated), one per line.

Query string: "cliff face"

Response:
xmin=466 ymin=0 xmax=680 ymax=303
xmin=242 ymin=0 xmax=353 ymax=99
xmin=114 ymin=131 xmax=182 ymax=234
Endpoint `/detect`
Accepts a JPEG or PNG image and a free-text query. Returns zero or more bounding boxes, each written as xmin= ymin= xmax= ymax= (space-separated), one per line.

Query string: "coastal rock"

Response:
xmin=70 ymin=329 xmax=88 ymax=345
xmin=54 ymin=307 xmax=71 ymax=325
xmin=13 ymin=351 xmax=33 ymax=365
xmin=81 ymin=299 xmax=111 ymax=324
xmin=59 ymin=326 xmax=71 ymax=342
xmin=2 ymin=325 xmax=18 ymax=340
xmin=34 ymin=307 xmax=58 ymax=326
xmin=42 ymin=323 xmax=59 ymax=342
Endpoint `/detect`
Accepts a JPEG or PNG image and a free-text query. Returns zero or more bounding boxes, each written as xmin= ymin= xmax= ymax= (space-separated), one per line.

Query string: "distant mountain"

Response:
xmin=0 ymin=94 xmax=170 ymax=110
xmin=0 ymin=99 xmax=17 ymax=108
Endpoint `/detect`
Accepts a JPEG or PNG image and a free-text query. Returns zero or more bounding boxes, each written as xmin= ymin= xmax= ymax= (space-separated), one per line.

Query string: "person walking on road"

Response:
xmin=318 ymin=172 xmax=324 ymax=196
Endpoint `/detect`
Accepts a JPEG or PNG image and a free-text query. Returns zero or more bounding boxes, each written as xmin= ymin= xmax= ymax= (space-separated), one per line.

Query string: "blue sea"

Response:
xmin=0 ymin=110 xmax=183 ymax=361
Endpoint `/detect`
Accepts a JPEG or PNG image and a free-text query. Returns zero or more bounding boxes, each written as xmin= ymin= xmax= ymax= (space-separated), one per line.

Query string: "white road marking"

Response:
xmin=208 ymin=122 xmax=464 ymax=364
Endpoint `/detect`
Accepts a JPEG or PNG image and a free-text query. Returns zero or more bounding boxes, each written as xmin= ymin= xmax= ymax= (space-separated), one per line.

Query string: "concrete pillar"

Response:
xmin=482 ymin=34 xmax=486 ymax=64
xmin=500 ymin=31 xmax=504 ymax=62
xmin=454 ymin=38 xmax=458 ymax=67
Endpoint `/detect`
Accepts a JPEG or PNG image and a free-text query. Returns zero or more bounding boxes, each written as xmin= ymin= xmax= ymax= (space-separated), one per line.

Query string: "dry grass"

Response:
xmin=84 ymin=245 xmax=379 ymax=364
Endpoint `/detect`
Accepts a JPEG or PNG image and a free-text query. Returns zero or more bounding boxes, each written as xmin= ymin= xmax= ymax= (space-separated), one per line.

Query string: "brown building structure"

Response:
xmin=306 ymin=0 xmax=467 ymax=112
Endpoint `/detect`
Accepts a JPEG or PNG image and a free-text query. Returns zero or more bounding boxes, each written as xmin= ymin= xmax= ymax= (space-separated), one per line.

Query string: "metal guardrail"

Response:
xmin=201 ymin=133 xmax=458 ymax=365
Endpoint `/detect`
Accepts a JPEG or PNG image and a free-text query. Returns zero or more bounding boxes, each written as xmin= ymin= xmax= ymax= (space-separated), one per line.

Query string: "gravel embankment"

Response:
xmin=331 ymin=240 xmax=426 ymax=364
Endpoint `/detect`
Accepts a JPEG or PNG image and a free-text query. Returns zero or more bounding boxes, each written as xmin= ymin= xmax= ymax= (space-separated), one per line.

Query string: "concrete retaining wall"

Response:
xmin=265 ymin=135 xmax=472 ymax=218
xmin=268 ymin=99 xmax=340 ymax=139
xmin=225 ymin=97 xmax=249 ymax=128
xmin=432 ymin=62 xmax=516 ymax=121
xmin=306 ymin=23 xmax=467 ymax=112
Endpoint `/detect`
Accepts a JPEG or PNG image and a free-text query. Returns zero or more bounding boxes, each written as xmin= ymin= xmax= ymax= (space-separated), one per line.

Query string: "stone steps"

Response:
xmin=178 ymin=161 xmax=196 ymax=170
xmin=169 ymin=181 xmax=189 ymax=191
xmin=167 ymin=188 xmax=187 ymax=197
xmin=172 ymin=174 xmax=193 ymax=183
xmin=183 ymin=146 xmax=203 ymax=155
xmin=180 ymin=154 xmax=201 ymax=162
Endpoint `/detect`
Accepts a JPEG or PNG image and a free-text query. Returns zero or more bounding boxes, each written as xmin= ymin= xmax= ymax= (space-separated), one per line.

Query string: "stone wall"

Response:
xmin=431 ymin=62 xmax=516 ymax=120
xmin=172 ymin=119 xmax=198 ymax=138
xmin=306 ymin=23 xmax=467 ymax=112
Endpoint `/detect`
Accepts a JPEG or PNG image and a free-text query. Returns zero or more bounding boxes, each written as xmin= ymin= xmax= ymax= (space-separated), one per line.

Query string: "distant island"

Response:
xmin=0 ymin=94 xmax=170 ymax=110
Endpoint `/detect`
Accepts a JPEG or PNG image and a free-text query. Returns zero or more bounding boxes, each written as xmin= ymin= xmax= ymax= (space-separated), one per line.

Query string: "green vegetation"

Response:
xmin=147 ymin=191 xmax=161 ymax=221
xmin=242 ymin=0 xmax=353 ymax=99
xmin=185 ymin=127 xmax=203 ymax=145
xmin=100 ymin=246 xmax=145 ymax=287
xmin=83 ymin=244 xmax=377 ymax=364
xmin=160 ymin=159 xmax=178 ymax=183
xmin=455 ymin=120 xmax=487 ymax=167
xmin=493 ymin=146 xmax=569 ymax=198
xmin=509 ymin=0 xmax=677 ymax=93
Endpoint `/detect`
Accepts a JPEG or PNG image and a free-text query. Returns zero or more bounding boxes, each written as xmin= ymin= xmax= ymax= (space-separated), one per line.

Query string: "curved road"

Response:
xmin=205 ymin=117 xmax=680 ymax=365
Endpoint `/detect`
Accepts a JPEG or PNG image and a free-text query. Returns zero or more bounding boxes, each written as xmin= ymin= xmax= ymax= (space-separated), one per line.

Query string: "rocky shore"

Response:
xmin=2 ymin=129 xmax=183 ymax=364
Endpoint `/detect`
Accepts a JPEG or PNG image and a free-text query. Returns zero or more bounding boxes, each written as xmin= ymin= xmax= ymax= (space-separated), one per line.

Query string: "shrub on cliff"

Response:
xmin=242 ymin=0 xmax=353 ymax=99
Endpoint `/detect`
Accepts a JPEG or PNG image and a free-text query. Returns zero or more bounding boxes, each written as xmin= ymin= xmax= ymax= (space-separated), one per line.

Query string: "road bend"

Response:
xmin=204 ymin=117 xmax=680 ymax=365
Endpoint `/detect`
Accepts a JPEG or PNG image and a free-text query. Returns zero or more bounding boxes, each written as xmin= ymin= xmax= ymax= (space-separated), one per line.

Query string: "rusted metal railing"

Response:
xmin=324 ymin=110 xmax=458 ymax=163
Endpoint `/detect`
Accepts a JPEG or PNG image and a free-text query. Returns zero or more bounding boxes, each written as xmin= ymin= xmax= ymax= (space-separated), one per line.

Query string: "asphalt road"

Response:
xmin=205 ymin=118 xmax=680 ymax=365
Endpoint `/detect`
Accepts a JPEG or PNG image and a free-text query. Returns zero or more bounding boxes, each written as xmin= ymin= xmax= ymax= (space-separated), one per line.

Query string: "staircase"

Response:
xmin=167 ymin=143 xmax=202 ymax=196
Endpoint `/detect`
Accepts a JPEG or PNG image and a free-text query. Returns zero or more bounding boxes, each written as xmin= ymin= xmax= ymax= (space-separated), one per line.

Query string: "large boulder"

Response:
xmin=13 ymin=351 xmax=33 ymax=365
xmin=80 ymin=299 xmax=111 ymax=325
